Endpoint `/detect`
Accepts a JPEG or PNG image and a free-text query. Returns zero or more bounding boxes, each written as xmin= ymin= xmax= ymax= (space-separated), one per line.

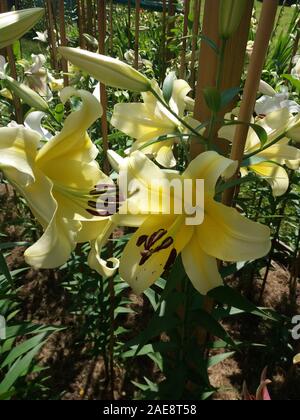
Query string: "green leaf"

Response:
xmin=12 ymin=40 xmax=21 ymax=61
xmin=54 ymin=103 xmax=64 ymax=123
xmin=1 ymin=333 xmax=47 ymax=368
xmin=207 ymin=352 xmax=235 ymax=368
xmin=199 ymin=34 xmax=219 ymax=54
xmin=0 ymin=251 xmax=13 ymax=285
xmin=193 ymin=309 xmax=236 ymax=347
xmin=282 ymin=74 xmax=300 ymax=92
xmin=162 ymin=71 xmax=176 ymax=103
xmin=224 ymin=120 xmax=268 ymax=146
xmin=220 ymin=87 xmax=240 ymax=109
xmin=0 ymin=344 xmax=44 ymax=394
xmin=215 ymin=173 xmax=255 ymax=195
xmin=203 ymin=87 xmax=221 ymax=113
xmin=241 ymin=155 xmax=268 ymax=167
xmin=208 ymin=286 xmax=279 ymax=321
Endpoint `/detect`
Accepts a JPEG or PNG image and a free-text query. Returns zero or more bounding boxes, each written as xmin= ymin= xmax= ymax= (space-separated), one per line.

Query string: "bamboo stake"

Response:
xmin=82 ymin=0 xmax=87 ymax=36
xmin=223 ymin=0 xmax=279 ymax=207
xmin=179 ymin=0 xmax=190 ymax=79
xmin=97 ymin=0 xmax=110 ymax=174
xmin=98 ymin=4 xmax=113 ymax=398
xmin=59 ymin=0 xmax=69 ymax=87
xmin=190 ymin=0 xmax=201 ymax=93
xmin=46 ymin=0 xmax=58 ymax=71
xmin=128 ymin=0 xmax=132 ymax=49
xmin=109 ymin=0 xmax=113 ymax=53
xmin=87 ymin=0 xmax=94 ymax=36
xmin=134 ymin=0 xmax=141 ymax=69
xmin=1 ymin=0 xmax=22 ymax=123
xmin=77 ymin=0 xmax=85 ymax=49
xmin=191 ymin=0 xmax=254 ymax=158
xmin=190 ymin=0 xmax=255 ymax=351
xmin=160 ymin=0 xmax=167 ymax=83
xmin=166 ymin=0 xmax=176 ymax=63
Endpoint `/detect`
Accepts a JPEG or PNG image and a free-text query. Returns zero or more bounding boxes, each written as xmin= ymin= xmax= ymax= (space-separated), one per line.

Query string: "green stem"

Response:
xmin=207 ymin=39 xmax=227 ymax=148
xmin=243 ymin=133 xmax=286 ymax=161
xmin=149 ymin=87 xmax=207 ymax=143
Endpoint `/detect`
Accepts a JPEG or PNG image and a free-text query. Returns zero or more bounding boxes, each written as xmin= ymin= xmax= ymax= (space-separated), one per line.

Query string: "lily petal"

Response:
xmin=197 ymin=198 xmax=271 ymax=261
xmin=169 ymin=79 xmax=191 ymax=117
xmin=0 ymin=126 xmax=40 ymax=187
xmin=182 ymin=234 xmax=223 ymax=295
xmin=88 ymin=220 xmax=119 ymax=278
xmin=120 ymin=215 xmax=193 ymax=294
xmin=111 ymin=102 xmax=175 ymax=142
xmin=183 ymin=151 xmax=238 ymax=194
xmin=36 ymin=87 xmax=102 ymax=165
xmin=25 ymin=210 xmax=80 ymax=269
xmin=250 ymin=162 xmax=289 ymax=196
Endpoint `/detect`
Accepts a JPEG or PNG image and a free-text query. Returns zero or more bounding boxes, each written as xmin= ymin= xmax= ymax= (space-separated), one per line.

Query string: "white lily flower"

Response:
xmin=255 ymin=86 xmax=300 ymax=116
xmin=291 ymin=55 xmax=300 ymax=80
xmin=33 ymin=30 xmax=48 ymax=43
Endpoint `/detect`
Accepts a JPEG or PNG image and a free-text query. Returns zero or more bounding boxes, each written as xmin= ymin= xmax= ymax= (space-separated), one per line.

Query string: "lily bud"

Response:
xmin=219 ymin=0 xmax=247 ymax=40
xmin=0 ymin=8 xmax=44 ymax=49
xmin=259 ymin=80 xmax=276 ymax=97
xmin=58 ymin=47 xmax=151 ymax=92
xmin=107 ymin=149 xmax=124 ymax=172
xmin=5 ymin=76 xmax=49 ymax=112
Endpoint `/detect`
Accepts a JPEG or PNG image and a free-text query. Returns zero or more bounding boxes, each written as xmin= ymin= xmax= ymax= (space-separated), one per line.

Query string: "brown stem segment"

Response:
xmin=223 ymin=0 xmax=279 ymax=207
xmin=97 ymin=1 xmax=110 ymax=172
xmin=190 ymin=0 xmax=201 ymax=93
xmin=46 ymin=0 xmax=58 ymax=71
xmin=1 ymin=0 xmax=23 ymax=123
xmin=134 ymin=0 xmax=141 ymax=69
xmin=59 ymin=0 xmax=69 ymax=87
xmin=179 ymin=0 xmax=190 ymax=79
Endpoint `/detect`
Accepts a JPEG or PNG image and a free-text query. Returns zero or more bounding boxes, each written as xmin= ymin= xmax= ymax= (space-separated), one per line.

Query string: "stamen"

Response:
xmin=146 ymin=229 xmax=167 ymax=249
xmin=139 ymin=250 xmax=152 ymax=266
xmin=156 ymin=237 xmax=174 ymax=251
xmin=136 ymin=235 xmax=148 ymax=247
xmin=86 ymin=209 xmax=111 ymax=217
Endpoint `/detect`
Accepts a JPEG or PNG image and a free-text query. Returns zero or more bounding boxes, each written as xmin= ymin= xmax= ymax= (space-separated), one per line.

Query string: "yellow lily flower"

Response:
xmin=219 ymin=108 xmax=300 ymax=196
xmin=0 ymin=87 xmax=117 ymax=276
xmin=110 ymin=80 xmax=191 ymax=168
xmin=109 ymin=150 xmax=271 ymax=295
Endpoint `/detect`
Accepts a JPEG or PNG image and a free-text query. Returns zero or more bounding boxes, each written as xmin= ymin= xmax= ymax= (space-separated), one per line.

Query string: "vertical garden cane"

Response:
xmin=59 ymin=0 xmax=69 ymax=87
xmin=179 ymin=0 xmax=190 ymax=79
xmin=1 ymin=0 xmax=22 ymax=124
xmin=77 ymin=0 xmax=85 ymax=49
xmin=223 ymin=0 xmax=279 ymax=207
xmin=46 ymin=0 xmax=58 ymax=71
xmin=191 ymin=0 xmax=255 ymax=347
xmin=190 ymin=0 xmax=201 ymax=94
xmin=97 ymin=0 xmax=115 ymax=399
xmin=192 ymin=0 xmax=253 ymax=156
xmin=134 ymin=0 xmax=141 ymax=70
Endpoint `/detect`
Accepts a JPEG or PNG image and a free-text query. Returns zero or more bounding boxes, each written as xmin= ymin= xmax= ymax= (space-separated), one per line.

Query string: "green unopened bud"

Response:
xmin=0 ymin=8 xmax=44 ymax=49
xmin=5 ymin=76 xmax=49 ymax=112
xmin=219 ymin=0 xmax=247 ymax=40
xmin=59 ymin=47 xmax=152 ymax=92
